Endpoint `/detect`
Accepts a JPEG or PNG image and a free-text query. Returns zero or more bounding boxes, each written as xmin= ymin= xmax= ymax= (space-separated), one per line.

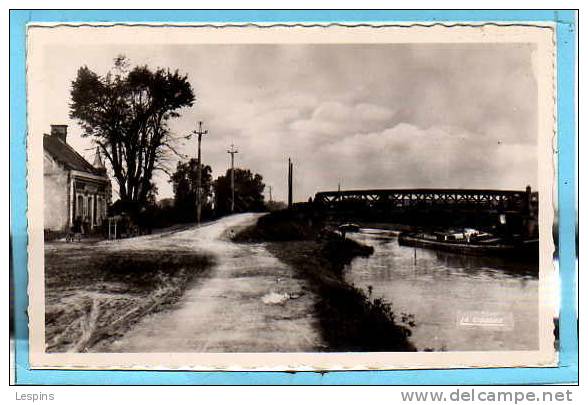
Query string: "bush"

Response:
xmin=234 ymin=209 xmax=320 ymax=242
xmin=321 ymin=237 xmax=374 ymax=268
xmin=317 ymin=283 xmax=415 ymax=351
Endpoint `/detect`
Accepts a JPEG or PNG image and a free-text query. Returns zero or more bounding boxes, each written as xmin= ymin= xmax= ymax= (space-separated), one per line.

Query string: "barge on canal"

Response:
xmin=398 ymin=229 xmax=539 ymax=261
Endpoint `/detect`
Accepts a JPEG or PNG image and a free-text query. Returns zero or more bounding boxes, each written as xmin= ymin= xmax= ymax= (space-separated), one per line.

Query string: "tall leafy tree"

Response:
xmin=70 ymin=56 xmax=195 ymax=209
xmin=170 ymin=159 xmax=213 ymax=222
xmin=214 ymin=168 xmax=265 ymax=216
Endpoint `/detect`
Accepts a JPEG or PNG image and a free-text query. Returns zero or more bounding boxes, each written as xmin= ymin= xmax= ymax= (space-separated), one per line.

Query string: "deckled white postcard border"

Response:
xmin=26 ymin=23 xmax=557 ymax=370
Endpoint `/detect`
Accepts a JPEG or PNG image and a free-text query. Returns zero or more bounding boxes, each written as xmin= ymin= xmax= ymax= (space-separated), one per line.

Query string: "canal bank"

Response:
xmin=235 ymin=211 xmax=416 ymax=352
xmin=264 ymin=241 xmax=416 ymax=352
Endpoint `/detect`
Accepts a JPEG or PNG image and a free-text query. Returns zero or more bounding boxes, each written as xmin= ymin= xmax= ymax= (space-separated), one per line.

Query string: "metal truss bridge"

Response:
xmin=314 ymin=188 xmax=538 ymax=214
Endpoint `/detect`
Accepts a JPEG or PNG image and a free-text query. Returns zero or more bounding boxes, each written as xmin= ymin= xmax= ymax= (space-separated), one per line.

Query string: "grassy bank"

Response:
xmin=236 ymin=211 xmax=416 ymax=352
xmin=45 ymin=245 xmax=213 ymax=352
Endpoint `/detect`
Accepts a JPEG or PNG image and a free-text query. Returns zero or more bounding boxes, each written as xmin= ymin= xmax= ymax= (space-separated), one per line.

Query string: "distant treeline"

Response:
xmin=109 ymin=159 xmax=286 ymax=230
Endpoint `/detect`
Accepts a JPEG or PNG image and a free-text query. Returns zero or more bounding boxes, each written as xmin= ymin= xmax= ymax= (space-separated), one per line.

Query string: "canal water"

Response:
xmin=345 ymin=229 xmax=539 ymax=351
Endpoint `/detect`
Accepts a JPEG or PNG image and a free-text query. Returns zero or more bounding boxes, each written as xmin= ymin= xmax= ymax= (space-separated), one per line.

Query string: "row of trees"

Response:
xmin=171 ymin=159 xmax=266 ymax=222
xmin=70 ymin=56 xmax=268 ymax=227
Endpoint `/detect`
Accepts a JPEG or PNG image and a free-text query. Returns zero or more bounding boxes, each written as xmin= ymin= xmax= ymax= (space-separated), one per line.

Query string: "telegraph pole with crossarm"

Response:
xmin=193 ymin=121 xmax=208 ymax=225
xmin=227 ymin=144 xmax=238 ymax=213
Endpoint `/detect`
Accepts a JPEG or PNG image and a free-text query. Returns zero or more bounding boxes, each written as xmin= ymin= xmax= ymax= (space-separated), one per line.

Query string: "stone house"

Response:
xmin=43 ymin=125 xmax=111 ymax=234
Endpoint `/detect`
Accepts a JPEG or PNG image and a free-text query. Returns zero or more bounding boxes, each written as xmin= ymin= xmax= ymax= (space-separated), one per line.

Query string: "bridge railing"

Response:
xmin=314 ymin=188 xmax=537 ymax=214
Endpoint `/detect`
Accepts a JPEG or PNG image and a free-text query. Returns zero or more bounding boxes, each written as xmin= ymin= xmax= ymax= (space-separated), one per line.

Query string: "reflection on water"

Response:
xmin=345 ymin=229 xmax=539 ymax=351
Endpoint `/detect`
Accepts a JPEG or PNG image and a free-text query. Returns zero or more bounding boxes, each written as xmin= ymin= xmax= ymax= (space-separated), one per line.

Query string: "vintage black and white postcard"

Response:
xmin=26 ymin=23 xmax=557 ymax=370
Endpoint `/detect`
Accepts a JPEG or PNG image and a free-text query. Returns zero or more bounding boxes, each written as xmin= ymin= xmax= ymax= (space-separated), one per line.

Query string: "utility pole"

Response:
xmin=192 ymin=121 xmax=208 ymax=225
xmin=227 ymin=144 xmax=238 ymax=213
xmin=268 ymin=186 xmax=273 ymax=203
xmin=288 ymin=158 xmax=293 ymax=209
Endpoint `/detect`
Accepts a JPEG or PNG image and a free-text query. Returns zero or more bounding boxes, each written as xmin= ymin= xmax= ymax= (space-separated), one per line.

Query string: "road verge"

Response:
xmin=45 ymin=245 xmax=213 ymax=352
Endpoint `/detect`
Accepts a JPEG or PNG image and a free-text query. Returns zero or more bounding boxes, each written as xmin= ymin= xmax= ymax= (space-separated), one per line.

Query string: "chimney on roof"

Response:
xmin=50 ymin=125 xmax=68 ymax=143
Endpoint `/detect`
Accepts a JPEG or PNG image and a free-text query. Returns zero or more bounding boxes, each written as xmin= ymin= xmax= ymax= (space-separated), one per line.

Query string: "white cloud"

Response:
xmin=290 ymin=101 xmax=396 ymax=140
xmin=292 ymin=123 xmax=537 ymax=199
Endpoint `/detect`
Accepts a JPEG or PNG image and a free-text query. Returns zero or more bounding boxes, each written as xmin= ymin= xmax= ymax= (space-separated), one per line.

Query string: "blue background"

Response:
xmin=10 ymin=9 xmax=577 ymax=385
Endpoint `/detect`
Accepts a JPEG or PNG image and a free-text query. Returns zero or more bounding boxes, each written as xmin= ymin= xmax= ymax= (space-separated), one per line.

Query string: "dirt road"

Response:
xmin=100 ymin=213 xmax=324 ymax=353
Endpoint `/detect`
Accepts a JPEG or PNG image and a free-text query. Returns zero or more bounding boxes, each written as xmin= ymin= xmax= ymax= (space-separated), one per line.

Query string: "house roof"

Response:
xmin=43 ymin=134 xmax=106 ymax=177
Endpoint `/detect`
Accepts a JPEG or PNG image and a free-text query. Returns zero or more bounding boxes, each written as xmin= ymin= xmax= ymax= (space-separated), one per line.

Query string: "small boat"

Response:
xmin=338 ymin=223 xmax=360 ymax=233
xmin=398 ymin=230 xmax=538 ymax=261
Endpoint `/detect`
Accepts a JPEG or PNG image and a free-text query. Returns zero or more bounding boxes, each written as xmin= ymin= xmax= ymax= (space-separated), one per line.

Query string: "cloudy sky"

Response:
xmin=38 ymin=42 xmax=538 ymax=202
